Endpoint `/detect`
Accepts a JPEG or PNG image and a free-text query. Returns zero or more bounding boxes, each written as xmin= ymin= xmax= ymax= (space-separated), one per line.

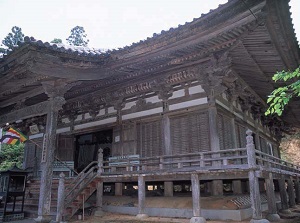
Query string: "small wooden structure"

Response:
xmin=0 ymin=166 xmax=28 ymax=222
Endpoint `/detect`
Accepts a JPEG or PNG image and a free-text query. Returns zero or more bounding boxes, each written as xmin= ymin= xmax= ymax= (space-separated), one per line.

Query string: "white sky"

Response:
xmin=0 ymin=0 xmax=299 ymax=49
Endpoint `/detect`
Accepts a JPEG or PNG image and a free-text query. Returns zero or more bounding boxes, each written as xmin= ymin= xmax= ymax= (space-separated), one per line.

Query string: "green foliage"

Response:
xmin=265 ymin=67 xmax=300 ymax=116
xmin=66 ymin=26 xmax=89 ymax=46
xmin=2 ymin=26 xmax=25 ymax=53
xmin=50 ymin=38 xmax=62 ymax=44
xmin=0 ymin=143 xmax=24 ymax=171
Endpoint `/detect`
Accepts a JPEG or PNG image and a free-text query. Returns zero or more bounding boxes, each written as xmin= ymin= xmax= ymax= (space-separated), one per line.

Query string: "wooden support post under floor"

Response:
xmin=265 ymin=173 xmax=280 ymax=222
xmin=115 ymin=183 xmax=123 ymax=196
xmin=164 ymin=181 xmax=173 ymax=197
xmin=295 ymin=177 xmax=300 ymax=204
xmin=278 ymin=176 xmax=290 ymax=214
xmin=287 ymin=177 xmax=296 ymax=208
xmin=136 ymin=175 xmax=148 ymax=219
xmin=232 ymin=180 xmax=243 ymax=194
xmin=190 ymin=173 xmax=206 ymax=223
xmin=95 ymin=181 xmax=104 ymax=217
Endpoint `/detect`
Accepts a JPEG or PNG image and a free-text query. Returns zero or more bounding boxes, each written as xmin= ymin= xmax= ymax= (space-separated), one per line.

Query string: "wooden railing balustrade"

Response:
xmin=100 ymin=148 xmax=249 ymax=174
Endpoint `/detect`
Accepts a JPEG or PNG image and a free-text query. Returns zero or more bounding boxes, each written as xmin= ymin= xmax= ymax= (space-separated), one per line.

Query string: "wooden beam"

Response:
xmin=0 ymin=101 xmax=49 ymax=126
xmin=0 ymin=87 xmax=45 ymax=108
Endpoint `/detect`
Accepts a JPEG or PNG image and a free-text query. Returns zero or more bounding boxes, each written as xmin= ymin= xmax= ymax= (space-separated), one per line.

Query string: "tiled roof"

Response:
xmin=0 ymin=36 xmax=108 ymax=60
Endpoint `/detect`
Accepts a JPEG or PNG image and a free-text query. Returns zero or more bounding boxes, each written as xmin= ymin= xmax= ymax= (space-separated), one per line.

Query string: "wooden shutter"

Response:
xmin=56 ymin=134 xmax=74 ymax=161
xmin=170 ymin=111 xmax=210 ymax=155
xmin=137 ymin=120 xmax=162 ymax=157
xmin=235 ymin=123 xmax=247 ymax=148
xmin=122 ymin=123 xmax=136 ymax=155
xmin=24 ymin=137 xmax=43 ymax=172
xmin=218 ymin=114 xmax=234 ymax=150
xmin=259 ymin=136 xmax=269 ymax=154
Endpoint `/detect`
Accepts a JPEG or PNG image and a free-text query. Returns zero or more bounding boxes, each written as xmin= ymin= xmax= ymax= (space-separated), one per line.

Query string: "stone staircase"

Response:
xmin=24 ymin=161 xmax=100 ymax=220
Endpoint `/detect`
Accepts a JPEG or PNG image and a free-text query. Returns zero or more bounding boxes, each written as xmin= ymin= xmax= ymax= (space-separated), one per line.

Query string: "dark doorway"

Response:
xmin=75 ymin=129 xmax=112 ymax=172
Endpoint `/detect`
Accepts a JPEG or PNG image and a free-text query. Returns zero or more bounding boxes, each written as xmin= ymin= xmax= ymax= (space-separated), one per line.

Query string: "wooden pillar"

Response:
xmin=287 ymin=177 xmax=296 ymax=207
xmin=265 ymin=173 xmax=280 ymax=221
xmin=278 ymin=176 xmax=290 ymax=213
xmin=207 ymin=91 xmax=223 ymax=196
xmin=164 ymin=181 xmax=173 ymax=197
xmin=190 ymin=174 xmax=206 ymax=223
xmin=232 ymin=180 xmax=243 ymax=194
xmin=94 ymin=181 xmax=104 ymax=216
xmin=246 ymin=130 xmax=269 ymax=222
xmin=259 ymin=180 xmax=265 ymax=192
xmin=36 ymin=93 xmax=66 ymax=223
xmin=162 ymin=114 xmax=171 ymax=156
xmin=136 ymin=175 xmax=148 ymax=219
xmin=295 ymin=176 xmax=300 ymax=204
xmin=56 ymin=173 xmax=65 ymax=223
xmin=211 ymin=180 xmax=223 ymax=196
xmin=115 ymin=183 xmax=123 ymax=196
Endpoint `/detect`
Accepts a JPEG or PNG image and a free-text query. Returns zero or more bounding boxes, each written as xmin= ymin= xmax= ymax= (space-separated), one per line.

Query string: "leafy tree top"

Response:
xmin=50 ymin=38 xmax=62 ymax=44
xmin=2 ymin=26 xmax=25 ymax=50
xmin=66 ymin=26 xmax=89 ymax=47
xmin=265 ymin=67 xmax=300 ymax=116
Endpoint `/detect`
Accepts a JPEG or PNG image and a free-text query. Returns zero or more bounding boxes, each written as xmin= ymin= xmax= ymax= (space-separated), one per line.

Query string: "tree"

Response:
xmin=265 ymin=67 xmax=300 ymax=116
xmin=66 ymin=26 xmax=89 ymax=47
xmin=2 ymin=26 xmax=25 ymax=52
xmin=50 ymin=38 xmax=62 ymax=44
xmin=0 ymin=143 xmax=24 ymax=170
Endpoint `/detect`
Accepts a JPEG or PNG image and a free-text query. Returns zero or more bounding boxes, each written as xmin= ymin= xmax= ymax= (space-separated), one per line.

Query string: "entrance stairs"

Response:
xmin=24 ymin=161 xmax=100 ymax=221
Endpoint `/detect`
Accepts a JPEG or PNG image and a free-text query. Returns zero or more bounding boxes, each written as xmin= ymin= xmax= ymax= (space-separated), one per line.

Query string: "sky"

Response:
xmin=0 ymin=0 xmax=299 ymax=50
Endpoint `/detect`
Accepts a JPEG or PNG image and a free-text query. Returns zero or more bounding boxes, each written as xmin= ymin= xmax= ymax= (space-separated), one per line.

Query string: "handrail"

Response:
xmin=64 ymin=161 xmax=98 ymax=207
xmin=53 ymin=157 xmax=78 ymax=176
xmin=65 ymin=161 xmax=98 ymax=192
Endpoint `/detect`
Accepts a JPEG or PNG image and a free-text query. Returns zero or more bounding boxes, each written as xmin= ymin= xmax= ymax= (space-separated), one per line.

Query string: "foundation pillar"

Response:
xmin=115 ymin=183 xmax=123 ymax=196
xmin=295 ymin=176 xmax=300 ymax=204
xmin=211 ymin=180 xmax=223 ymax=196
xmin=164 ymin=181 xmax=173 ymax=197
xmin=287 ymin=177 xmax=296 ymax=208
xmin=278 ymin=176 xmax=290 ymax=213
xmin=232 ymin=180 xmax=243 ymax=194
xmin=265 ymin=173 xmax=280 ymax=222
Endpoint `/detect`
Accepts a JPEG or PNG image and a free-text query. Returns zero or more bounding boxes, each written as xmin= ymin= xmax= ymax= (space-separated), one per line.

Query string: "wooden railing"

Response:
xmin=99 ymin=139 xmax=300 ymax=176
xmin=64 ymin=161 xmax=98 ymax=207
xmin=255 ymin=150 xmax=300 ymax=174
xmin=101 ymin=148 xmax=249 ymax=174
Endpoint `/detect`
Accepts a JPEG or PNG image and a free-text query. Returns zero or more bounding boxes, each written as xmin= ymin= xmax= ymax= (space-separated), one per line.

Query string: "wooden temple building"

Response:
xmin=0 ymin=0 xmax=300 ymax=222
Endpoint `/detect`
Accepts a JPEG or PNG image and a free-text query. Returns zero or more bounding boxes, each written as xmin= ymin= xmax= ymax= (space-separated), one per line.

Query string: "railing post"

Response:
xmin=56 ymin=172 xmax=65 ymax=223
xmin=97 ymin=148 xmax=103 ymax=175
xmin=159 ymin=157 xmax=164 ymax=170
xmin=200 ymin=153 xmax=204 ymax=167
xmin=246 ymin=130 xmax=256 ymax=168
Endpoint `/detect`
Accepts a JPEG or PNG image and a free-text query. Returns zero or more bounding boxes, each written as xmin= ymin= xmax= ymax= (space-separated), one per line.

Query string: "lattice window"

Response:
xmin=218 ymin=114 xmax=234 ymax=150
xmin=170 ymin=112 xmax=210 ymax=155
xmin=137 ymin=120 xmax=162 ymax=158
xmin=235 ymin=123 xmax=247 ymax=148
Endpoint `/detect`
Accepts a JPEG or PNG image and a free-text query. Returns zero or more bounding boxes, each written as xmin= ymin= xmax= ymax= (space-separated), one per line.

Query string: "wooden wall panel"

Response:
xmin=170 ymin=111 xmax=210 ymax=155
xmin=56 ymin=134 xmax=74 ymax=161
xmin=218 ymin=114 xmax=234 ymax=150
xmin=137 ymin=120 xmax=162 ymax=157
xmin=235 ymin=123 xmax=247 ymax=148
